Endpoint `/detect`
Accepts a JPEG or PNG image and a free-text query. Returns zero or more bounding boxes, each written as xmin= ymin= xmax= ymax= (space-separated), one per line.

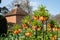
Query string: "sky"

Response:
xmin=0 ymin=0 xmax=60 ymax=15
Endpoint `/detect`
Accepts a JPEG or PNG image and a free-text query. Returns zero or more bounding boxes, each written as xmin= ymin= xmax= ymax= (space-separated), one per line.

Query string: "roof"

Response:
xmin=5 ymin=7 xmax=28 ymax=17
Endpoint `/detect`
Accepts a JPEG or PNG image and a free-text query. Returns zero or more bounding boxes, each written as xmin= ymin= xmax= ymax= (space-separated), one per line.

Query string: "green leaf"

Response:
xmin=12 ymin=24 xmax=20 ymax=30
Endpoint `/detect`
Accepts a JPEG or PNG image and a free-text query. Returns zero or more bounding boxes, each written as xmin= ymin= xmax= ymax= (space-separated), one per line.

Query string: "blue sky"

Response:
xmin=0 ymin=0 xmax=60 ymax=15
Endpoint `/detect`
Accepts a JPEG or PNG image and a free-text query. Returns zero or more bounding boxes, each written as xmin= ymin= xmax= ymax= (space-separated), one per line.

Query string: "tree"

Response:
xmin=0 ymin=7 xmax=1 ymax=13
xmin=0 ymin=15 xmax=8 ymax=37
xmin=8 ymin=0 xmax=32 ymax=14
xmin=53 ymin=13 xmax=60 ymax=24
xmin=0 ymin=0 xmax=1 ymax=3
xmin=1 ymin=6 xmax=9 ymax=15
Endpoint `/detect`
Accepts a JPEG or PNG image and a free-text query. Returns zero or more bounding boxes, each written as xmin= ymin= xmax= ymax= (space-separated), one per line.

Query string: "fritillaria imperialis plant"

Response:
xmin=30 ymin=20 xmax=42 ymax=31
xmin=25 ymin=28 xmax=32 ymax=37
xmin=12 ymin=24 xmax=21 ymax=35
xmin=37 ymin=5 xmax=50 ymax=21
xmin=33 ymin=10 xmax=39 ymax=20
xmin=21 ymin=16 xmax=31 ymax=29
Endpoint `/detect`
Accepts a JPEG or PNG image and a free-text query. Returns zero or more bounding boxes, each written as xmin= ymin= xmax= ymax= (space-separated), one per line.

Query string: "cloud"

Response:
xmin=30 ymin=1 xmax=37 ymax=7
xmin=30 ymin=1 xmax=40 ymax=11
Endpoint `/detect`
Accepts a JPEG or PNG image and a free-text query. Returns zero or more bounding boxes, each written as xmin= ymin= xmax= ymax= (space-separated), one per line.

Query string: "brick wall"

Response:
xmin=16 ymin=15 xmax=24 ymax=24
xmin=6 ymin=16 xmax=16 ymax=23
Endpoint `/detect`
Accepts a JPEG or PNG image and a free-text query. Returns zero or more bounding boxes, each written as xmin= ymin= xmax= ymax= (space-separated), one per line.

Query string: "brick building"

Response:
xmin=5 ymin=4 xmax=28 ymax=27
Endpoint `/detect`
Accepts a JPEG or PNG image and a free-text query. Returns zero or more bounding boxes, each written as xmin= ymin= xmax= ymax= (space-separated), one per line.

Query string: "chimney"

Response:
xmin=14 ymin=3 xmax=20 ymax=8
